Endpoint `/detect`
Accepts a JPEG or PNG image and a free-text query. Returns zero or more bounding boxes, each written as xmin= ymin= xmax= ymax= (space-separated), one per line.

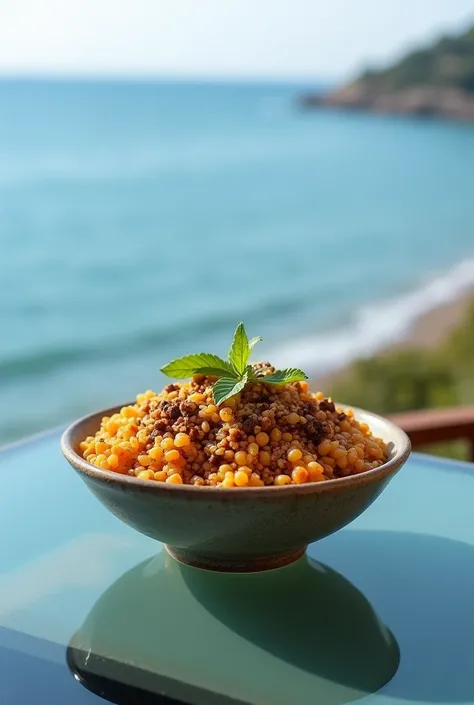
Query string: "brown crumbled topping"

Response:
xmin=242 ymin=415 xmax=259 ymax=435
xmin=305 ymin=419 xmax=326 ymax=444
xmin=251 ymin=361 xmax=275 ymax=376
xmin=164 ymin=383 xmax=179 ymax=393
xmin=180 ymin=400 xmax=197 ymax=416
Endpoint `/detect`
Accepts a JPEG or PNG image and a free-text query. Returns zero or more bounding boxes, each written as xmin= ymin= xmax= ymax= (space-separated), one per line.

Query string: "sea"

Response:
xmin=1 ymin=78 xmax=474 ymax=444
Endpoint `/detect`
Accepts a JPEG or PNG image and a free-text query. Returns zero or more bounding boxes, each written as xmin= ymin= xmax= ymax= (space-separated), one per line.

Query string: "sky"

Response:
xmin=1 ymin=0 xmax=473 ymax=81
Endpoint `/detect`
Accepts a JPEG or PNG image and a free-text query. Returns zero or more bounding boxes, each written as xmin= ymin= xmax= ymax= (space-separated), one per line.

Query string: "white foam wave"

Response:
xmin=269 ymin=258 xmax=474 ymax=377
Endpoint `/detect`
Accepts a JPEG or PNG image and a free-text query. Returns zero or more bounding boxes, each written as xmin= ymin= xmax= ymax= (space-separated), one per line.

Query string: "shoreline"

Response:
xmin=270 ymin=258 xmax=474 ymax=387
xmin=312 ymin=288 xmax=474 ymax=392
xmin=300 ymin=86 xmax=474 ymax=124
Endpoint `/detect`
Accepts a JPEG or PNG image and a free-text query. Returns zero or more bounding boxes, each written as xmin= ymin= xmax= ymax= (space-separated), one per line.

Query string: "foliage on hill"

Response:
xmin=329 ymin=300 xmax=474 ymax=459
xmin=360 ymin=25 xmax=474 ymax=93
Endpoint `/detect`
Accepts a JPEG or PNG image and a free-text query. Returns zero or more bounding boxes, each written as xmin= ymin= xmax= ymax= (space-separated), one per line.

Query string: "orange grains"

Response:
xmin=292 ymin=467 xmax=309 ymax=484
xmin=249 ymin=473 xmax=265 ymax=487
xmin=255 ymin=432 xmax=269 ymax=447
xmin=82 ymin=375 xmax=388 ymax=486
xmin=137 ymin=470 xmax=154 ymax=481
xmin=307 ymin=461 xmax=324 ymax=480
xmin=287 ymin=448 xmax=302 ymax=463
xmin=174 ymin=433 xmax=191 ymax=447
xmin=129 ymin=437 xmax=139 ymax=451
xmin=222 ymin=471 xmax=235 ymax=488
xmin=219 ymin=407 xmax=233 ymax=423
xmin=274 ymin=474 xmax=291 ymax=486
xmin=166 ymin=473 xmax=183 ymax=484
xmin=286 ymin=412 xmax=299 ymax=425
xmin=189 ymin=393 xmax=205 ymax=403
xmin=95 ymin=442 xmax=109 ymax=454
xmin=347 ymin=448 xmax=359 ymax=465
xmin=107 ymin=454 xmax=119 ymax=468
xmin=149 ymin=447 xmax=164 ymax=462
xmin=318 ymin=439 xmax=331 ymax=456
xmin=234 ymin=470 xmax=249 ymax=487
xmin=122 ymin=406 xmax=139 ymax=418
xmin=106 ymin=421 xmax=118 ymax=435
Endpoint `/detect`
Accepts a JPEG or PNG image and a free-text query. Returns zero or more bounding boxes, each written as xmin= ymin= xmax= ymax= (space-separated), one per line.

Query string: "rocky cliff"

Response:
xmin=301 ymin=25 xmax=474 ymax=122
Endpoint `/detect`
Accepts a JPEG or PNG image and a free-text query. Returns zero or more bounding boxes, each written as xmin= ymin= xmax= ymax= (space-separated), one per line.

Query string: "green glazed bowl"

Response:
xmin=61 ymin=403 xmax=410 ymax=572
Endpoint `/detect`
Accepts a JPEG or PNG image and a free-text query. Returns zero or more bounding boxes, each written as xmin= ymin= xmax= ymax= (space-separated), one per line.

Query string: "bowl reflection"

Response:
xmin=67 ymin=551 xmax=399 ymax=705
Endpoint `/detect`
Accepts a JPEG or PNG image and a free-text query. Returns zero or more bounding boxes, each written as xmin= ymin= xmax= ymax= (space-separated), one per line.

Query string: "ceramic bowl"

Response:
xmin=61 ymin=403 xmax=410 ymax=572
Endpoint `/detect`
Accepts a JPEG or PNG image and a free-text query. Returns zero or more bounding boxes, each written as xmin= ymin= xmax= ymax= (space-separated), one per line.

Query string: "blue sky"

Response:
xmin=1 ymin=0 xmax=473 ymax=80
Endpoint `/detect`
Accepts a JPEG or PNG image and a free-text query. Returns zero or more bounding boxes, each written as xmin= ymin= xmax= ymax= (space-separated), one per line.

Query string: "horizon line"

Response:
xmin=0 ymin=70 xmax=336 ymax=87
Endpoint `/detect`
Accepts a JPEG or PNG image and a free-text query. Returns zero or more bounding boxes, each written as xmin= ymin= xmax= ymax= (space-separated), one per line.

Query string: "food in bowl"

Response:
xmin=80 ymin=324 xmax=388 ymax=488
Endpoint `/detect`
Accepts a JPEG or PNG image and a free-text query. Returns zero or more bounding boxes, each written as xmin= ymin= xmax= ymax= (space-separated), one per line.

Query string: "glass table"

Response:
xmin=0 ymin=428 xmax=473 ymax=705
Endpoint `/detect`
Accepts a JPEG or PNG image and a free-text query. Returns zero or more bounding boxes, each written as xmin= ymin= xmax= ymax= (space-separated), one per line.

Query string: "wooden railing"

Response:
xmin=389 ymin=406 xmax=474 ymax=462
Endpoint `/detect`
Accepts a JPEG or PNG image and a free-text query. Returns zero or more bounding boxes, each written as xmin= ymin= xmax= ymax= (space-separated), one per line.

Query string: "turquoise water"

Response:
xmin=1 ymin=78 xmax=474 ymax=443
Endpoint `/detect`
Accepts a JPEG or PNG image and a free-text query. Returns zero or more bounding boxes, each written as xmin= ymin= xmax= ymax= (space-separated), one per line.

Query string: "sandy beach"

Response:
xmin=313 ymin=288 xmax=474 ymax=391
xmin=391 ymin=291 xmax=473 ymax=350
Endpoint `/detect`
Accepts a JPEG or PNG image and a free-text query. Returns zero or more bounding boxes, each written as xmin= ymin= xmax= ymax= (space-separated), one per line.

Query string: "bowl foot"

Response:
xmin=165 ymin=545 xmax=306 ymax=573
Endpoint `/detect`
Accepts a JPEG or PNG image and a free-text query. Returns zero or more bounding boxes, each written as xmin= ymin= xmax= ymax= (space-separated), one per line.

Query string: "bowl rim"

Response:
xmin=61 ymin=402 xmax=411 ymax=496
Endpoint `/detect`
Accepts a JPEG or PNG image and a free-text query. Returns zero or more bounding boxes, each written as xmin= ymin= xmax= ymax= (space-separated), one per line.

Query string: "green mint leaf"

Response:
xmin=228 ymin=322 xmax=250 ymax=375
xmin=259 ymin=368 xmax=308 ymax=385
xmin=248 ymin=336 xmax=263 ymax=354
xmin=213 ymin=372 xmax=248 ymax=406
xmin=192 ymin=367 xmax=239 ymax=378
xmin=161 ymin=353 xmax=234 ymax=379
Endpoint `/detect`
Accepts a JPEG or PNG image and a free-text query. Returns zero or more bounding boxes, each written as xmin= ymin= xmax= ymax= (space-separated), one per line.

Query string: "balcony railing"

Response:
xmin=389 ymin=406 xmax=474 ymax=462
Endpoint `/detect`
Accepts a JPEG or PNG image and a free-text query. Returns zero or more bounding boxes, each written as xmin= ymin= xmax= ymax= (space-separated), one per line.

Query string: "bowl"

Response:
xmin=61 ymin=403 xmax=410 ymax=572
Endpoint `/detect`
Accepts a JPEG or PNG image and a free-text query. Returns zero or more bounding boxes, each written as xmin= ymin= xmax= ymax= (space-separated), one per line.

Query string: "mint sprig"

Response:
xmin=160 ymin=323 xmax=308 ymax=406
xmin=256 ymin=368 xmax=309 ymax=385
xmin=228 ymin=323 xmax=251 ymax=376
xmin=213 ymin=370 xmax=249 ymax=406
xmin=161 ymin=353 xmax=235 ymax=379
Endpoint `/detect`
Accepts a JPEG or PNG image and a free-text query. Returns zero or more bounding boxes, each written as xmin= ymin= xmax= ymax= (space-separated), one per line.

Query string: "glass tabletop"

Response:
xmin=0 ymin=429 xmax=473 ymax=705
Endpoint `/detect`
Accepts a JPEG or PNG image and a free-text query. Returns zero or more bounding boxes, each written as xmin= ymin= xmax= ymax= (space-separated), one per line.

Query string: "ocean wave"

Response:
xmin=3 ymin=259 xmax=474 ymax=387
xmin=0 ymin=138 xmax=300 ymax=187
xmin=269 ymin=258 xmax=474 ymax=377
xmin=0 ymin=291 xmax=308 ymax=386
